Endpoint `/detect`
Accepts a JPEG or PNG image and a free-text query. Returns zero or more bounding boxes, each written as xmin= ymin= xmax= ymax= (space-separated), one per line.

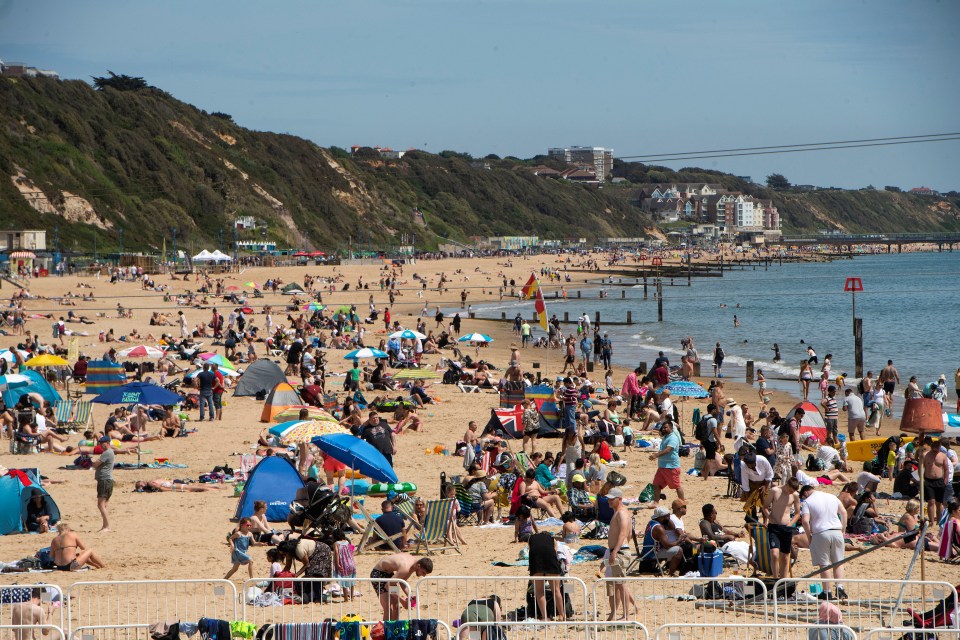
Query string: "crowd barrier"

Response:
xmin=414 ymin=576 xmax=589 ymax=627
xmin=591 ymin=577 xmax=769 ymax=630
xmin=69 ymin=623 xmax=151 ymax=640
xmin=65 ymin=581 xmax=237 ymax=633
xmin=240 ymin=577 xmax=412 ymax=627
xmin=457 ymin=621 xmax=648 ymax=640
xmin=0 ymin=624 xmax=65 ymax=640
xmin=653 ymin=623 xmax=859 ymax=640
xmin=863 ymin=630 xmax=960 ymax=640
xmin=0 ymin=584 xmax=66 ymax=632
xmin=771 ymin=579 xmax=959 ymax=632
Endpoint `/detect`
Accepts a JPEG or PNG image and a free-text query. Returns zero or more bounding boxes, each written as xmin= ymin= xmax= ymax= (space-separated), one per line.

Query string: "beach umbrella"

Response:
xmin=185 ymin=367 xmax=239 ymax=378
xmin=0 ymin=349 xmax=29 ymax=364
xmin=389 ymin=329 xmax=426 ymax=340
xmin=91 ymin=381 xmax=182 ymax=405
xmin=655 ymin=380 xmax=709 ymax=398
xmin=293 ymin=251 xmax=309 ymax=257
xmin=391 ymin=368 xmax=442 ymax=380
xmin=271 ymin=406 xmax=336 ymax=422
xmin=312 ymin=433 xmax=397 ymax=483
xmin=24 ymin=354 xmax=70 ymax=367
xmin=117 ymin=345 xmax=165 ymax=359
xmin=343 ymin=348 xmax=388 ymax=360
xmin=302 ymin=302 xmax=326 ymax=312
xmin=244 ymin=282 xmax=258 ymax=289
xmin=309 ymin=251 xmax=326 ymax=257
xmin=198 ymin=353 xmax=237 ymax=370
xmin=457 ymin=333 xmax=493 ymax=343
xmin=271 ymin=419 xmax=348 ymax=444
xmin=0 ymin=374 xmax=31 ymax=393
xmin=226 ymin=285 xmax=241 ymax=291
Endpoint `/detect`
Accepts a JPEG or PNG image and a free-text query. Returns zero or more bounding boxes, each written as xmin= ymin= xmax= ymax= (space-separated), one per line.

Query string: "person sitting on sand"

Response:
xmin=868 ymin=499 xmax=936 ymax=550
xmin=248 ymin=500 xmax=285 ymax=544
xmin=134 ymin=479 xmax=223 ymax=493
xmin=394 ymin=404 xmax=423 ymax=434
xmin=50 ymin=523 xmax=106 ymax=571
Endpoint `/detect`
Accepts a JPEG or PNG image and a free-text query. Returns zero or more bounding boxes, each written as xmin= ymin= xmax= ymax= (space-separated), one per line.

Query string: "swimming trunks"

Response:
xmin=923 ymin=477 xmax=946 ymax=504
xmin=370 ymin=568 xmax=392 ymax=595
xmin=767 ymin=524 xmax=795 ymax=553
xmin=882 ymin=381 xmax=895 ymax=393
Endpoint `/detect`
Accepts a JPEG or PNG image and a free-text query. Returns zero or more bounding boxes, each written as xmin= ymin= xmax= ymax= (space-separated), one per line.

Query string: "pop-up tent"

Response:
xmin=192 ymin=250 xmax=215 ymax=262
xmin=260 ymin=382 xmax=302 ymax=422
xmin=209 ymin=250 xmax=233 ymax=262
xmin=785 ymin=401 xmax=827 ymax=442
xmin=234 ymin=456 xmax=304 ymax=522
xmin=281 ymin=282 xmax=305 ymax=295
xmin=2 ymin=370 xmax=61 ymax=408
xmin=234 ymin=359 xmax=286 ymax=397
xmin=0 ymin=470 xmax=61 ymax=535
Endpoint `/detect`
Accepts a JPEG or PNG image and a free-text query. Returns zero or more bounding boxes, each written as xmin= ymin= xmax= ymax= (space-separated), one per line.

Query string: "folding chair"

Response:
xmin=53 ymin=400 xmax=74 ymax=426
xmin=68 ymin=400 xmax=93 ymax=431
xmin=514 ymin=451 xmax=532 ymax=475
xmin=10 ymin=432 xmax=41 ymax=455
xmin=413 ymin=498 xmax=461 ymax=555
xmin=937 ymin=517 xmax=960 ymax=564
xmin=747 ymin=522 xmax=776 ymax=577
xmin=355 ymin=499 xmax=407 ymax=554
xmin=626 ymin=516 xmax=666 ymax=575
xmin=457 ymin=382 xmax=480 ymax=393
xmin=454 ymin=484 xmax=484 ymax=526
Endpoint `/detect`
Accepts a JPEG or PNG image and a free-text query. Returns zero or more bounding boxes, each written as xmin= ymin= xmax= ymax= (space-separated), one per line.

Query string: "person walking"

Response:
xmin=195 ymin=363 xmax=216 ymax=422
xmin=603 ymin=488 xmax=638 ymax=621
xmin=842 ymin=388 xmax=866 ymax=441
xmin=699 ymin=404 xmax=723 ymax=480
xmin=650 ymin=420 xmax=684 ymax=507
xmin=93 ymin=436 xmax=115 ymax=532
xmin=712 ymin=342 xmax=725 ymax=378
xmin=878 ymin=360 xmax=900 ymax=417
xmin=799 ymin=484 xmax=848 ymax=600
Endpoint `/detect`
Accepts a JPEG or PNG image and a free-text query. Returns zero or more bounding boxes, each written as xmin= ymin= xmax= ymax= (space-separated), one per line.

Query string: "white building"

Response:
xmin=547 ymin=146 xmax=614 ymax=182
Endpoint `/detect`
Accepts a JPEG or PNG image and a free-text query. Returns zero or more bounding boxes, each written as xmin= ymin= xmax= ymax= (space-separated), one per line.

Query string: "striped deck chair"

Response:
xmin=67 ymin=400 xmax=92 ymax=430
xmin=514 ymin=451 xmax=532 ymax=475
xmin=53 ymin=400 xmax=73 ymax=426
xmin=747 ymin=523 xmax=775 ymax=577
xmin=454 ymin=484 xmax=483 ymax=526
xmin=355 ymin=499 xmax=407 ymax=554
xmin=413 ymin=498 xmax=461 ymax=555
xmin=478 ymin=451 xmax=493 ymax=476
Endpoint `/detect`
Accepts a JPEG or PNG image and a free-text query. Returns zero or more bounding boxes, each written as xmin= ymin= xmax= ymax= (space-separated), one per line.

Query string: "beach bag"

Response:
xmin=74 ymin=454 xmax=93 ymax=470
xmin=149 ymin=622 xmax=180 ymax=640
xmin=638 ymin=483 xmax=655 ymax=503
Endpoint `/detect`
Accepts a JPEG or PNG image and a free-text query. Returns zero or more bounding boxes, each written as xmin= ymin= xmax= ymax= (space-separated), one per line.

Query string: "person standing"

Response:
xmin=650 ymin=420 xmax=684 ymax=507
xmin=800 ymin=484 xmax=847 ymax=600
xmin=842 ymin=388 xmax=866 ymax=441
xmin=369 ymin=553 xmax=433 ymax=621
xmin=921 ymin=436 xmax=950 ymax=526
xmin=520 ymin=320 xmax=532 ymax=348
xmin=878 ymin=360 xmax=900 ymax=417
xmin=196 ymin=363 xmax=216 ymax=422
xmin=764 ymin=477 xmax=801 ymax=578
xmin=700 ymin=404 xmax=723 ymax=480
xmin=603 ymin=488 xmax=638 ymax=621
xmin=178 ymin=310 xmax=189 ymax=339
xmin=821 ymin=385 xmax=839 ymax=442
xmin=712 ymin=342 xmax=725 ymax=378
xmin=93 ymin=437 xmax=115 ymax=532
xmin=600 ymin=333 xmax=613 ymax=370
xmin=521 ymin=399 xmax=540 ymax=454
xmin=11 ymin=588 xmax=53 ymax=640
xmin=356 ymin=410 xmax=396 ymax=466
xmin=211 ymin=363 xmax=225 ymax=421
xmin=621 ymin=368 xmax=641 ymax=420
xmin=579 ymin=333 xmax=592 ymax=365
xmin=558 ymin=377 xmax=579 ymax=433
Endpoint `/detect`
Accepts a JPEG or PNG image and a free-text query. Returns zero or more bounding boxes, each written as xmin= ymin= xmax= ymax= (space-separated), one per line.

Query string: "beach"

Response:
xmin=0 ymin=250 xmax=956 ymax=603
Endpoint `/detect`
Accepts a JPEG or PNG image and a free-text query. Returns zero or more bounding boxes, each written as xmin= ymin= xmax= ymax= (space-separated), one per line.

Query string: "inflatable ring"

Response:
xmin=367 ymin=482 xmax=417 ymax=496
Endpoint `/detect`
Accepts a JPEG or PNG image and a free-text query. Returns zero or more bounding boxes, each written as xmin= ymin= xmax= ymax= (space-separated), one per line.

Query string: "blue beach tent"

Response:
xmin=2 ymin=370 xmax=62 ymax=409
xmin=233 ymin=456 xmax=305 ymax=522
xmin=0 ymin=469 xmax=61 ymax=535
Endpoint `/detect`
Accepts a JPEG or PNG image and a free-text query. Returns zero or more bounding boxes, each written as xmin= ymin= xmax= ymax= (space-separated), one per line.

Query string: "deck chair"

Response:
xmin=938 ymin=517 xmax=960 ymax=564
xmin=355 ymin=499 xmax=407 ymax=554
xmin=747 ymin=522 xmax=776 ymax=577
xmin=514 ymin=451 xmax=532 ymax=474
xmin=10 ymin=431 xmax=41 ymax=455
xmin=581 ymin=495 xmax=615 ymax=539
xmin=68 ymin=400 xmax=93 ymax=431
xmin=413 ymin=498 xmax=461 ymax=555
xmin=454 ymin=484 xmax=484 ymax=526
xmin=53 ymin=400 xmax=73 ymax=426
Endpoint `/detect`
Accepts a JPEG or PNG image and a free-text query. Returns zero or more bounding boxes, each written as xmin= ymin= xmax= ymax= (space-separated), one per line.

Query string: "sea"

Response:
xmin=471 ymin=251 xmax=960 ymax=399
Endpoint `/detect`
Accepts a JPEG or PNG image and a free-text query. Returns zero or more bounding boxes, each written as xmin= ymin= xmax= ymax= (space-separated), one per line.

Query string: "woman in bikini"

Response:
xmin=135 ymin=479 xmax=224 ymax=492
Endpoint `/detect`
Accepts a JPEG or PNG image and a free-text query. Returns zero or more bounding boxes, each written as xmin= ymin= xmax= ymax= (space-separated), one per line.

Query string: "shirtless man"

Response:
xmin=135 ymin=479 xmax=225 ymax=492
xmin=878 ymin=360 xmax=900 ymax=416
xmin=763 ymin=477 xmax=801 ymax=578
xmin=603 ymin=488 xmax=638 ymax=621
xmin=11 ymin=588 xmax=52 ymax=640
xmin=369 ymin=553 xmax=434 ymax=620
xmin=463 ymin=421 xmax=480 ymax=452
xmin=921 ymin=436 xmax=950 ymax=525
xmin=50 ymin=523 xmax=106 ymax=571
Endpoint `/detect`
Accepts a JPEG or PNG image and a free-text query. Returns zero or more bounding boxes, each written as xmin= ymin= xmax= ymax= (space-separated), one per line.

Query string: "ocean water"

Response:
xmin=473 ymin=252 xmax=960 ymax=394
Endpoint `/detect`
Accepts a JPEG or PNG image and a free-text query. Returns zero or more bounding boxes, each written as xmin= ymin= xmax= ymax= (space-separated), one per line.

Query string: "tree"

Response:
xmin=210 ymin=112 xmax=233 ymax=122
xmin=766 ymin=173 xmax=790 ymax=190
xmin=92 ymin=71 xmax=149 ymax=92
xmin=884 ymin=185 xmax=901 ymax=193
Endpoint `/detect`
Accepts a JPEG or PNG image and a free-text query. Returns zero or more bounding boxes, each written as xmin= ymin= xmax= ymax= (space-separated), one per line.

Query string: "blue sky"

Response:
xmin=2 ymin=0 xmax=958 ymax=190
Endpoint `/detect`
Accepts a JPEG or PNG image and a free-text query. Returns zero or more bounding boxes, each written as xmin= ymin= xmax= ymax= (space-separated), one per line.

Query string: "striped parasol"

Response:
xmin=269 ymin=419 xmax=349 ymax=444
xmin=302 ymin=302 xmax=326 ymax=312
xmin=198 ymin=353 xmax=237 ymax=370
xmin=117 ymin=345 xmax=165 ymax=359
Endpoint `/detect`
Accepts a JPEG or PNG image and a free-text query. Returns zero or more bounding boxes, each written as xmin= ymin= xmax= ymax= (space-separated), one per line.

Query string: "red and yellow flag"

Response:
xmin=534 ymin=287 xmax=549 ymax=331
xmin=520 ymin=273 xmax=539 ymax=299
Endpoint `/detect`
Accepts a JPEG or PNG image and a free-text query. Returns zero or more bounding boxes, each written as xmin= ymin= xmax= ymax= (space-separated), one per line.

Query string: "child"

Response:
xmin=224 ymin=518 xmax=257 ymax=580
xmin=443 ymin=484 xmax=468 ymax=545
xmin=756 ymin=369 xmax=767 ymax=405
xmin=621 ymin=421 xmax=634 ymax=452
xmin=774 ymin=430 xmax=794 ymax=483
xmin=819 ymin=370 xmax=830 ymax=401
xmin=559 ymin=511 xmax=581 ymax=545
xmin=331 ymin=531 xmax=357 ymax=601
xmin=513 ymin=505 xmax=537 ymax=543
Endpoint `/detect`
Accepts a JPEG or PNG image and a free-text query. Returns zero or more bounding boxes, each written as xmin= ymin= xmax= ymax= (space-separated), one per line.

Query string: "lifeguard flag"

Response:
xmin=534 ymin=288 xmax=549 ymax=332
xmin=520 ymin=273 xmax=539 ymax=299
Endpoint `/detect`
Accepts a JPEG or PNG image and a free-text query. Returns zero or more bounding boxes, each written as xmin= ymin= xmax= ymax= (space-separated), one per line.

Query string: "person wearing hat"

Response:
xmin=25 ymin=488 xmax=54 ymax=533
xmin=92 ymin=435 xmax=116 ymax=533
xmin=603 ymin=487 xmax=638 ymax=620
xmin=648 ymin=506 xmax=689 ymax=576
xmin=726 ymin=398 xmax=746 ymax=440
xmin=568 ymin=474 xmax=594 ymax=519
xmin=649 ymin=419 xmax=684 ymax=508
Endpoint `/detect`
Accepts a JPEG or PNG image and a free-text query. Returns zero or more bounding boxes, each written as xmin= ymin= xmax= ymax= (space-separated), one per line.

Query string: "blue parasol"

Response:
xmin=655 ymin=380 xmax=709 ymax=398
xmin=91 ymin=381 xmax=182 ymax=405
xmin=343 ymin=348 xmax=388 ymax=360
xmin=311 ymin=433 xmax=398 ymax=483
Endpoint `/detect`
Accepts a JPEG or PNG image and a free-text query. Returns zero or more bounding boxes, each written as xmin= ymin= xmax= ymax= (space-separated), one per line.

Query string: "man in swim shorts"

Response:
xmin=370 ymin=553 xmax=433 ymax=620
xmin=878 ymin=360 xmax=899 ymax=416
xmin=765 ymin=478 xmax=801 ymax=579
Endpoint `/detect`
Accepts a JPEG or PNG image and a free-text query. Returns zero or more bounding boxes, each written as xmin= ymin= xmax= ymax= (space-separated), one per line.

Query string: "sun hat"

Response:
xmin=571 ymin=473 xmax=586 ymax=483
xmin=726 ymin=398 xmax=737 ymax=406
xmin=652 ymin=506 xmax=671 ymax=519
xmin=604 ymin=488 xmax=624 ymax=500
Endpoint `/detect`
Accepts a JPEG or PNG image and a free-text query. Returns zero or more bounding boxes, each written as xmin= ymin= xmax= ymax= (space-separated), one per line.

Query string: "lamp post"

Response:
xmin=119 ymin=226 xmax=123 ymax=257
xmin=172 ymin=227 xmax=177 ymax=265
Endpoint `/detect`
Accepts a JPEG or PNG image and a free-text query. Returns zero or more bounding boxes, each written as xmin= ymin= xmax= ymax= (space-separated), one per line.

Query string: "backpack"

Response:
xmin=695 ymin=415 xmax=712 ymax=443
xmin=857 ymin=378 xmax=866 ymax=394
xmin=806 ymin=454 xmax=824 ymax=472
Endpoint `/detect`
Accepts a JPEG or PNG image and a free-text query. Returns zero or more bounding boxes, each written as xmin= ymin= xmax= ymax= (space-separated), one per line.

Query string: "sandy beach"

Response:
xmin=0 ymin=250 xmax=954 ymax=600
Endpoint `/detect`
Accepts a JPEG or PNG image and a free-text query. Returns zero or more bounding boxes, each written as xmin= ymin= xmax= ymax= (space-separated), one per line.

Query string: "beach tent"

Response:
xmin=233 ymin=456 xmax=304 ymax=522
xmin=483 ymin=390 xmax=561 ymax=439
xmin=281 ymin=282 xmax=305 ymax=294
xmin=0 ymin=470 xmax=61 ymax=535
xmin=260 ymin=382 xmax=302 ymax=422
xmin=2 ymin=370 xmax=61 ymax=408
xmin=785 ymin=401 xmax=827 ymax=443
xmin=234 ymin=359 xmax=286 ymax=397
xmin=85 ymin=360 xmax=127 ymax=394
xmin=192 ymin=250 xmax=215 ymax=262
xmin=210 ymin=250 xmax=233 ymax=261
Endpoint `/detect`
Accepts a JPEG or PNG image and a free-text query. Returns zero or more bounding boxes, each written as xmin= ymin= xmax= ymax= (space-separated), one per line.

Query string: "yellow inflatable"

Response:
xmin=844 ymin=438 xmax=886 ymax=462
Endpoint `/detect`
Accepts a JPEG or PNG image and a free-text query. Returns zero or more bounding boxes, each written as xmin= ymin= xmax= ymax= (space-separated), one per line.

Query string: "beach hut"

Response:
xmin=0 ymin=470 xmax=61 ymax=535
xmin=234 ymin=359 xmax=286 ymax=397
xmin=233 ymin=456 xmax=304 ymax=522
xmin=784 ymin=401 xmax=827 ymax=443
xmin=260 ymin=382 xmax=302 ymax=422
xmin=85 ymin=360 xmax=127 ymax=394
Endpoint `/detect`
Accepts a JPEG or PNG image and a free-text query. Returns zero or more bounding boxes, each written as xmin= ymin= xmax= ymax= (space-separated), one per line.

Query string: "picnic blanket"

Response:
xmin=492 ymin=545 xmax=604 ymax=567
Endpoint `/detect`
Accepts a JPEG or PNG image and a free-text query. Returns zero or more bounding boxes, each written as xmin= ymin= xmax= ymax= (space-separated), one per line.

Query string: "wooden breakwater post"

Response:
xmin=657 ymin=281 xmax=663 ymax=322
xmin=643 ymin=276 xmax=648 ymax=299
xmin=746 ymin=360 xmax=754 ymax=383
xmin=626 ymin=311 xmax=632 ymax=324
xmin=693 ymin=362 xmax=701 ymax=377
